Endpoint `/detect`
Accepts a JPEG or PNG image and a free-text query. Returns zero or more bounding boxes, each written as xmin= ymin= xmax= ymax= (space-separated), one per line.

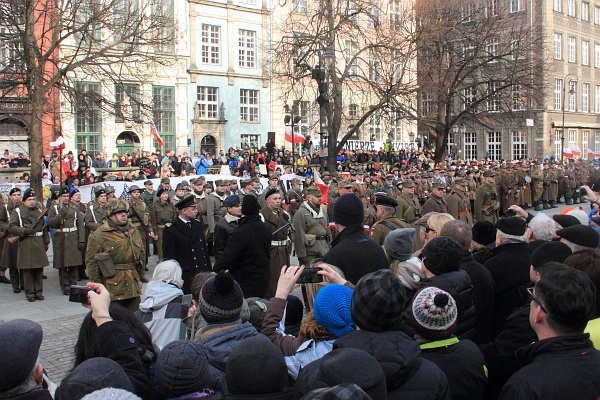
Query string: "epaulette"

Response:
xmin=165 ymin=222 xmax=172 ymax=228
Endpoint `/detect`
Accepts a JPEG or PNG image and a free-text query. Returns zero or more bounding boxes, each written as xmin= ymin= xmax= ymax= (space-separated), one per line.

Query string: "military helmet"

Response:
xmin=108 ymin=199 xmax=129 ymax=215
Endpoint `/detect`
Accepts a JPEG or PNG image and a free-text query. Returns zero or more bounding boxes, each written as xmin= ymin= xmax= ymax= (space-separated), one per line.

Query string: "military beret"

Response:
xmin=402 ymin=180 xmax=415 ymax=188
xmin=127 ymin=185 xmax=141 ymax=193
xmin=224 ymin=195 xmax=241 ymax=208
xmin=161 ymin=177 xmax=170 ymax=184
xmin=305 ymin=186 xmax=322 ymax=197
xmin=58 ymin=185 xmax=70 ymax=196
xmin=175 ymin=183 xmax=185 ymax=190
xmin=9 ymin=188 xmax=20 ymax=196
xmin=0 ymin=319 xmax=43 ymax=392
xmin=375 ymin=194 xmax=398 ymax=207
xmin=552 ymin=214 xmax=581 ymax=228
xmin=175 ymin=195 xmax=196 ymax=210
xmin=495 ymin=217 xmax=527 ymax=236
xmin=144 ymin=180 xmax=153 ymax=186
xmin=156 ymin=187 xmax=168 ymax=197
xmin=69 ymin=189 xmax=80 ymax=198
xmin=556 ymin=225 xmax=600 ymax=248
xmin=22 ymin=188 xmax=35 ymax=201
xmin=264 ymin=188 xmax=279 ymax=199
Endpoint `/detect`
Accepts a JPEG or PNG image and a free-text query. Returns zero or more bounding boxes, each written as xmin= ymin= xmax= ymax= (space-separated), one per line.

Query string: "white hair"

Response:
xmin=528 ymin=213 xmax=556 ymax=241
xmin=496 ymin=230 xmax=527 ymax=243
xmin=152 ymin=259 xmax=183 ymax=286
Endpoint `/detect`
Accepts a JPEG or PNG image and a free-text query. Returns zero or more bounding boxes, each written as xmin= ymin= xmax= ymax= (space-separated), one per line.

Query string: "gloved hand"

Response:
xmin=23 ymin=228 xmax=34 ymax=235
xmin=78 ymin=242 xmax=86 ymax=251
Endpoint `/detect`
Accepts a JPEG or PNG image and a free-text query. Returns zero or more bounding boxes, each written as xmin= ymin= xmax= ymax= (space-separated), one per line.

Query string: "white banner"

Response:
xmin=314 ymin=140 xmax=418 ymax=152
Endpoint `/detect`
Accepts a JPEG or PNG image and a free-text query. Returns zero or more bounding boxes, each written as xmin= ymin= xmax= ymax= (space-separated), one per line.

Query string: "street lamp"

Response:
xmin=311 ymin=47 xmax=335 ymax=172
xmin=408 ymin=131 xmax=415 ymax=150
xmin=561 ymin=73 xmax=578 ymax=162
xmin=284 ymin=104 xmax=302 ymax=167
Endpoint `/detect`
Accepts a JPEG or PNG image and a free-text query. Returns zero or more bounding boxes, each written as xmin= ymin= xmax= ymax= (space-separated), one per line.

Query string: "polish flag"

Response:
xmin=587 ymin=149 xmax=598 ymax=159
xmin=284 ymin=126 xmax=305 ymax=144
xmin=149 ymin=120 xmax=164 ymax=147
xmin=563 ymin=148 xmax=573 ymax=158
xmin=313 ymin=170 xmax=329 ymax=205
xmin=49 ymin=135 xmax=65 ymax=150
xmin=571 ymin=145 xmax=581 ymax=157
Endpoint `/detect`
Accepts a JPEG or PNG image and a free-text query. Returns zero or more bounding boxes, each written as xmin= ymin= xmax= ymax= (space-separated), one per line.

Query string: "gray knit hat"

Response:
xmin=81 ymin=388 xmax=140 ymax=400
xmin=156 ymin=340 xmax=213 ymax=398
xmin=384 ymin=228 xmax=416 ymax=261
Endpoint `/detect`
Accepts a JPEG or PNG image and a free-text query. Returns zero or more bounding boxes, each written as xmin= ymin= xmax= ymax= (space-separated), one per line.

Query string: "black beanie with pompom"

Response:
xmin=199 ymin=271 xmax=244 ymax=323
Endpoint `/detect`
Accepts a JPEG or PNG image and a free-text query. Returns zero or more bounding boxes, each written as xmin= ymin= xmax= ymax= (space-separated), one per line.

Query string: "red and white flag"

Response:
xmin=587 ymin=148 xmax=600 ymax=158
xmin=571 ymin=145 xmax=581 ymax=157
xmin=284 ymin=126 xmax=305 ymax=144
xmin=563 ymin=148 xmax=573 ymax=158
xmin=149 ymin=120 xmax=164 ymax=147
xmin=49 ymin=134 xmax=65 ymax=150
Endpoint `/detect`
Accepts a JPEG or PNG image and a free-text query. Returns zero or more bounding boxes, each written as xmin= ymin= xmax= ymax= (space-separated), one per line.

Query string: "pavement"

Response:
xmin=0 ymin=202 xmax=584 ymax=383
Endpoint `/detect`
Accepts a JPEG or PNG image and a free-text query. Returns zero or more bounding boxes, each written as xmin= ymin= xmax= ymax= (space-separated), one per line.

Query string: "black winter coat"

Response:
xmin=321 ymin=224 xmax=388 ymax=285
xmin=483 ymin=242 xmax=531 ymax=339
xmin=460 ymin=252 xmax=495 ymax=344
xmin=213 ymin=215 xmax=271 ymax=298
xmin=498 ymin=334 xmax=600 ymax=400
xmin=334 ymin=330 xmax=450 ymax=400
xmin=420 ymin=338 xmax=487 ymax=400
xmin=163 ymin=217 xmax=212 ymax=294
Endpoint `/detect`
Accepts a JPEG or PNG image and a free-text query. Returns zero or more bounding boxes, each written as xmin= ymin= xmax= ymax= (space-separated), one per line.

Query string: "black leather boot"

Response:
xmin=534 ymin=201 xmax=542 ymax=211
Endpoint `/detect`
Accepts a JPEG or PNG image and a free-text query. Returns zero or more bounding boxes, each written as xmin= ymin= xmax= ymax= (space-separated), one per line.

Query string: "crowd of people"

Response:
xmin=1 ymin=142 xmax=600 ymax=399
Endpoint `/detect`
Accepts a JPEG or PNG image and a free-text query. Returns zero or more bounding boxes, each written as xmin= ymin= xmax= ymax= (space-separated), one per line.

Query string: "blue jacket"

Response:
xmin=195 ymin=157 xmax=208 ymax=174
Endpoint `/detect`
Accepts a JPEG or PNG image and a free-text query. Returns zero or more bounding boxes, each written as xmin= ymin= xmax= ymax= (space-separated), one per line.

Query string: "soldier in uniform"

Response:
xmin=541 ymin=164 xmax=552 ymax=210
xmin=292 ymin=186 xmax=330 ymax=267
xmin=475 ymin=170 xmax=500 ymax=223
xmin=446 ymin=177 xmax=473 ymax=226
xmin=564 ymin=165 xmax=576 ymax=205
xmin=261 ymin=188 xmax=291 ymax=298
xmin=85 ymin=187 xmax=109 ymax=235
xmin=228 ymin=180 xmax=239 ymax=196
xmin=259 ymin=174 xmax=286 ymax=208
xmin=549 ymin=164 xmax=559 ymax=208
xmin=9 ymin=189 xmax=49 ymax=302
xmin=371 ymin=194 xmax=411 ymax=245
xmin=205 ymin=179 xmax=228 ymax=254
xmin=238 ymin=179 xmax=257 ymax=203
xmin=0 ymin=189 xmax=20 ymax=288
xmin=422 ymin=182 xmax=448 ymax=214
xmin=286 ymin=178 xmax=303 ymax=219
xmin=383 ymin=174 xmax=399 ymax=199
xmin=127 ymin=185 xmax=153 ymax=268
xmin=573 ymin=165 xmax=584 ymax=204
xmin=531 ymin=162 xmax=544 ymax=211
xmin=395 ymin=180 xmax=422 ymax=226
xmin=163 ymin=195 xmax=212 ymax=295
xmin=140 ymin=180 xmax=155 ymax=207
xmin=214 ymin=195 xmax=242 ymax=262
xmin=148 ymin=187 xmax=177 ymax=261
xmin=466 ymin=171 xmax=478 ymax=214
xmin=47 ymin=186 xmax=85 ymax=295
xmin=86 ymin=199 xmax=146 ymax=313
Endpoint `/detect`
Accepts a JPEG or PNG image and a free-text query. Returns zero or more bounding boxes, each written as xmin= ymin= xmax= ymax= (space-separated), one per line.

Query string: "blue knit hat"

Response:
xmin=313 ymin=284 xmax=355 ymax=338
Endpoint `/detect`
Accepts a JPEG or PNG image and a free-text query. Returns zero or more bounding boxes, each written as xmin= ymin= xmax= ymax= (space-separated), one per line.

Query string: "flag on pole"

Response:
xmin=284 ymin=126 xmax=306 ymax=144
xmin=571 ymin=145 xmax=581 ymax=157
xmin=149 ymin=120 xmax=164 ymax=147
xmin=120 ymin=183 xmax=130 ymax=201
xmin=563 ymin=148 xmax=573 ymax=158
xmin=49 ymin=134 xmax=65 ymax=150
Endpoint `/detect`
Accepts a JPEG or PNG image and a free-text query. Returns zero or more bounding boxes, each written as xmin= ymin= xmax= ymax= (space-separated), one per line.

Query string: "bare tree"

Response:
xmin=271 ymin=0 xmax=419 ymax=171
xmin=413 ymin=0 xmax=546 ymax=162
xmin=0 ymin=0 xmax=177 ymax=197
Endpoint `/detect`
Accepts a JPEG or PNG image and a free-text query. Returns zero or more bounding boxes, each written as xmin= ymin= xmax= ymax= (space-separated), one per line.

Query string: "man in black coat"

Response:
xmin=321 ymin=193 xmax=388 ymax=285
xmin=163 ymin=195 xmax=212 ymax=294
xmin=213 ymin=195 xmax=242 ymax=262
xmin=213 ymin=195 xmax=271 ymax=298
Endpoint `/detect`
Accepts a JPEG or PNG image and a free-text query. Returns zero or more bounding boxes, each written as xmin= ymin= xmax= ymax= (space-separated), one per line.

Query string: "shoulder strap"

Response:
xmin=89 ymin=204 xmax=98 ymax=224
xmin=379 ymin=220 xmax=397 ymax=231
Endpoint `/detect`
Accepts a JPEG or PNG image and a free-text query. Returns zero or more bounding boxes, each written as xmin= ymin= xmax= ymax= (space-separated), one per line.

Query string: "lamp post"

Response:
xmin=408 ymin=131 xmax=415 ymax=151
xmin=561 ymin=73 xmax=578 ymax=162
xmin=311 ymin=47 xmax=335 ymax=172
xmin=284 ymin=104 xmax=302 ymax=167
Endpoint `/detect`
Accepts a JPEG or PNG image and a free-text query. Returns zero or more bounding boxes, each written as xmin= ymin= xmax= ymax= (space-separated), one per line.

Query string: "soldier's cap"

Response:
xmin=215 ymin=179 xmax=227 ymax=187
xmin=402 ymin=180 xmax=415 ymax=188
xmin=391 ymin=167 xmax=399 ymax=172
xmin=94 ymin=187 xmax=107 ymax=196
xmin=176 ymin=183 xmax=186 ymax=191
xmin=22 ymin=188 xmax=35 ymax=201
xmin=264 ymin=188 xmax=279 ymax=199
xmin=181 ymin=180 xmax=190 ymax=187
xmin=144 ymin=180 xmax=153 ymax=186
xmin=483 ymin=170 xmax=497 ymax=177
xmin=375 ymin=194 xmax=398 ymax=207
xmin=69 ymin=189 xmax=80 ymax=198
xmin=108 ymin=199 xmax=129 ymax=215
xmin=305 ymin=186 xmax=322 ymax=197
xmin=156 ymin=187 xmax=168 ymax=197
xmin=229 ymin=180 xmax=238 ymax=187
xmin=203 ymin=183 xmax=213 ymax=189
xmin=59 ymin=185 xmax=70 ymax=196
xmin=241 ymin=179 xmax=253 ymax=186
xmin=175 ymin=195 xmax=196 ymax=210
xmin=269 ymin=173 xmax=280 ymax=180
xmin=323 ymin=175 xmax=331 ymax=181
xmin=105 ymin=186 xmax=115 ymax=194
xmin=350 ymin=171 xmax=357 ymax=176
xmin=432 ymin=182 xmax=445 ymax=189
xmin=127 ymin=185 xmax=141 ymax=193
xmin=454 ymin=178 xmax=466 ymax=186
xmin=161 ymin=177 xmax=170 ymax=184
xmin=356 ymin=168 xmax=365 ymax=174
xmin=9 ymin=188 xmax=20 ymax=196
xmin=224 ymin=195 xmax=241 ymax=208
xmin=338 ymin=180 xmax=353 ymax=188
xmin=189 ymin=178 xmax=197 ymax=185
xmin=386 ymin=174 xmax=394 ymax=179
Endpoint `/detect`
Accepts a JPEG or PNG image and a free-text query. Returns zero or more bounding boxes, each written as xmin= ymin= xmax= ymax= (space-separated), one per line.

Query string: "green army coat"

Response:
xmin=474 ymin=183 xmax=499 ymax=224
xmin=149 ymin=200 xmax=177 ymax=229
xmin=395 ymin=193 xmax=421 ymax=225
xmin=84 ymin=201 xmax=109 ymax=233
xmin=8 ymin=205 xmax=49 ymax=269
xmin=370 ymin=216 xmax=411 ymax=246
xmin=446 ymin=190 xmax=473 ymax=226
xmin=48 ymin=203 xmax=85 ymax=268
xmin=292 ymin=201 xmax=330 ymax=260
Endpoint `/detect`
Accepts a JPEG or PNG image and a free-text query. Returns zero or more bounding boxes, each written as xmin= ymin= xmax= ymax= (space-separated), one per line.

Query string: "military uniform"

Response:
xmin=475 ymin=171 xmax=500 ymax=223
xmin=148 ymin=196 xmax=177 ymax=261
xmin=422 ymin=185 xmax=448 ymax=214
xmin=395 ymin=181 xmax=422 ymax=226
xmin=86 ymin=200 xmax=145 ymax=312
xmin=286 ymin=182 xmax=304 ymax=219
xmin=565 ymin=167 xmax=576 ymax=205
xmin=84 ymin=197 xmax=109 ymax=234
xmin=292 ymin=192 xmax=330 ymax=266
xmin=530 ymin=165 xmax=543 ymax=210
xmin=371 ymin=215 xmax=410 ymax=246
xmin=0 ymin=195 xmax=21 ymax=291
xmin=127 ymin=186 xmax=153 ymax=266
xmin=261 ymin=204 xmax=291 ymax=299
xmin=48 ymin=197 xmax=85 ymax=294
xmin=446 ymin=179 xmax=473 ymax=226
xmin=205 ymin=191 xmax=228 ymax=237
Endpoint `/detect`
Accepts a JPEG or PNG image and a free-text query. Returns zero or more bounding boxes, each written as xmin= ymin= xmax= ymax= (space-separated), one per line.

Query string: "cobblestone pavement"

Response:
xmin=0 ymin=202 xmax=580 ymax=383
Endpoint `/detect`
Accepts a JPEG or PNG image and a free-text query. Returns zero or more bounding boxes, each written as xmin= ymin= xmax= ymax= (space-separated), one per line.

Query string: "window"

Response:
xmin=510 ymin=0 xmax=523 ymax=12
xmin=583 ymin=83 xmax=590 ymax=112
xmin=486 ymin=39 xmax=499 ymax=61
xmin=77 ymin=0 xmax=102 ymax=46
xmin=446 ymin=132 xmax=455 ymax=154
xmin=464 ymin=132 xmax=477 ymax=159
xmin=596 ymin=6 xmax=600 ymax=23
xmin=569 ymin=80 xmax=577 ymax=111
xmin=152 ymin=0 xmax=175 ymax=53
xmin=391 ymin=49 xmax=403 ymax=82
xmin=389 ymin=1 xmax=402 ymax=29
xmin=369 ymin=111 xmax=382 ymax=141
xmin=421 ymin=92 xmax=432 ymax=116
xmin=554 ymin=33 xmax=562 ymax=59
xmin=463 ymin=86 xmax=476 ymax=110
xmin=75 ymin=82 xmax=102 ymax=155
xmin=152 ymin=86 xmax=175 ymax=149
xmin=582 ymin=40 xmax=590 ymax=65
xmin=595 ymin=131 xmax=600 ymax=152
xmin=240 ymin=89 xmax=259 ymax=122
xmin=554 ymin=131 xmax=562 ymax=160
xmin=487 ymin=131 xmax=502 ymax=161
xmin=391 ymin=111 xmax=403 ymax=141
xmin=349 ymin=103 xmax=358 ymax=117
xmin=461 ymin=2 xmax=474 ymax=22
xmin=568 ymin=129 xmax=576 ymax=145
xmin=292 ymin=0 xmax=307 ymax=13
xmin=238 ymin=30 xmax=256 ymax=68
xmin=596 ymin=43 xmax=600 ymax=67
xmin=345 ymin=40 xmax=359 ymax=75
xmin=201 ymin=25 xmax=220 ymax=65
xmin=367 ymin=0 xmax=381 ymax=27
xmin=512 ymin=85 xmax=526 ymax=110
xmin=463 ymin=42 xmax=476 ymax=61
xmin=486 ymin=0 xmax=498 ymax=16
xmin=293 ymin=100 xmax=310 ymax=137
xmin=582 ymin=2 xmax=590 ymax=20
xmin=583 ymin=130 xmax=589 ymax=151
xmin=239 ymin=0 xmax=256 ymax=5
xmin=568 ymin=0 xmax=576 ymax=16
xmin=369 ymin=49 xmax=381 ymax=81
xmin=512 ymin=131 xmax=527 ymax=160
xmin=196 ymin=86 xmax=219 ymax=119
xmin=596 ymin=85 xmax=600 ymax=113
xmin=555 ymin=0 xmax=562 ymax=11
xmin=115 ymin=84 xmax=140 ymax=123
xmin=510 ymin=39 xmax=522 ymax=60
xmin=241 ymin=134 xmax=260 ymax=149
xmin=568 ymin=36 xmax=577 ymax=62
xmin=114 ymin=0 xmax=139 ymax=50
xmin=0 ymin=28 xmax=22 ymax=69
xmin=555 ymin=79 xmax=563 ymax=110
xmin=487 ymin=81 xmax=500 ymax=112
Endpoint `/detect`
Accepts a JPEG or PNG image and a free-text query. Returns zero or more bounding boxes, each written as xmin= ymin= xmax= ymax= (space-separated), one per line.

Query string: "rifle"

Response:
xmin=30 ymin=207 xmax=49 ymax=231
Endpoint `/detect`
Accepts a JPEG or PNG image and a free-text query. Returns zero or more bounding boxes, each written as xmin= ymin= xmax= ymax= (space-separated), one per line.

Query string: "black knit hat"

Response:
xmin=199 ymin=271 xmax=244 ymax=323
xmin=226 ymin=336 xmax=290 ymax=396
xmin=264 ymin=187 xmax=279 ymax=199
xmin=556 ymin=225 xmax=600 ymax=248
xmin=241 ymin=194 xmax=260 ymax=216
xmin=531 ymin=241 xmax=572 ymax=270
xmin=495 ymin=217 xmax=527 ymax=236
xmin=333 ymin=193 xmax=364 ymax=226
xmin=421 ymin=236 xmax=463 ymax=276
xmin=55 ymin=358 xmax=134 ymax=400
xmin=156 ymin=340 xmax=212 ymax=398
xmin=472 ymin=221 xmax=496 ymax=246
xmin=351 ymin=269 xmax=406 ymax=332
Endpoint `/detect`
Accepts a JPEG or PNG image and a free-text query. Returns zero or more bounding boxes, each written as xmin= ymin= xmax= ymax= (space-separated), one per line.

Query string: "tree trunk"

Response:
xmin=432 ymin=124 xmax=449 ymax=164
xmin=29 ymin=92 xmax=44 ymax=200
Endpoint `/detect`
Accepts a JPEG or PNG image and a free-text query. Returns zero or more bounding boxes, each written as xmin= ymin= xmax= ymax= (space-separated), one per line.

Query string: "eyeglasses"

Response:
xmin=425 ymin=225 xmax=436 ymax=233
xmin=520 ymin=285 xmax=548 ymax=313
